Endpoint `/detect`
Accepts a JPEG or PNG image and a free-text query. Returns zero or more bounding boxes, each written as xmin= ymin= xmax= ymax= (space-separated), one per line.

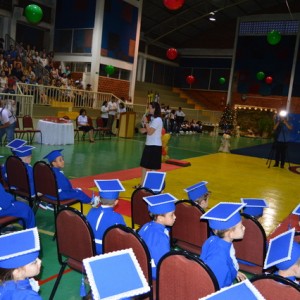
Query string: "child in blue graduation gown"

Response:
xmin=264 ymin=229 xmax=300 ymax=284
xmin=138 ymin=193 xmax=177 ymax=280
xmin=43 ymin=149 xmax=99 ymax=206
xmin=200 ymin=202 xmax=247 ymax=288
xmin=86 ymin=180 xmax=126 ymax=254
xmin=0 ymin=228 xmax=42 ymax=299
xmin=0 ymin=183 xmax=35 ymax=229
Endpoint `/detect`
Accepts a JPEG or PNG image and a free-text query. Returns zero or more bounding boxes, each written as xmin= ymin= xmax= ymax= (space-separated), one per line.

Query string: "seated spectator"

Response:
xmin=200 ymin=202 xmax=247 ymax=288
xmin=264 ymin=229 xmax=300 ymax=283
xmin=43 ymin=149 xmax=100 ymax=207
xmin=77 ymin=109 xmax=95 ymax=142
xmin=0 ymin=182 xmax=36 ymax=229
xmin=184 ymin=181 xmax=210 ymax=210
xmin=138 ymin=193 xmax=177 ymax=279
xmin=0 ymin=228 xmax=42 ymax=299
xmin=86 ymin=179 xmax=126 ymax=254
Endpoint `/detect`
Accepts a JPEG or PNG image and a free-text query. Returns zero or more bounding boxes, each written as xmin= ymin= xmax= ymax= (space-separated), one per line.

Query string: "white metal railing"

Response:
xmin=0 ymin=92 xmax=34 ymax=116
xmin=16 ymin=82 xmax=123 ymax=109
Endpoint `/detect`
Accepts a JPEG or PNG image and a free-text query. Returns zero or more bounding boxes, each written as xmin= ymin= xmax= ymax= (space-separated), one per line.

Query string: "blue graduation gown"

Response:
xmin=138 ymin=221 xmax=170 ymax=279
xmin=0 ymin=183 xmax=35 ymax=229
xmin=87 ymin=206 xmax=125 ymax=254
xmin=200 ymin=235 xmax=238 ymax=288
xmin=51 ymin=167 xmax=91 ymax=203
xmin=0 ymin=279 xmax=42 ymax=300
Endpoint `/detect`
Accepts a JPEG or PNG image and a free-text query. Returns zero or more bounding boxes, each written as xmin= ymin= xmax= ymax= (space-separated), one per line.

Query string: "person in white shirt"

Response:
xmin=175 ymin=107 xmax=185 ymax=133
xmin=107 ymin=96 xmax=118 ymax=135
xmin=135 ymin=102 xmax=163 ymax=188
xmin=77 ymin=109 xmax=95 ymax=143
xmin=101 ymin=101 xmax=109 ymax=127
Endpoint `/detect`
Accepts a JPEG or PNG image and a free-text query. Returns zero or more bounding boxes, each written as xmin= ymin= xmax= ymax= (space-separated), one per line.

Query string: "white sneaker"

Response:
xmin=91 ymin=196 xmax=101 ymax=208
xmin=39 ymin=202 xmax=48 ymax=210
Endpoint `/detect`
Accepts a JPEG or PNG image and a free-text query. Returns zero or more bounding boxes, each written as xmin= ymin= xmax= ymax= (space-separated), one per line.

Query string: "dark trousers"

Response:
xmin=274 ymin=141 xmax=287 ymax=167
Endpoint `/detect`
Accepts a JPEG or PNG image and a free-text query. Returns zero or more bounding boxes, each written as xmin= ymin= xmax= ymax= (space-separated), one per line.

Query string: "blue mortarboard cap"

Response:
xmin=142 ymin=171 xmax=166 ymax=193
xmin=13 ymin=145 xmax=35 ymax=157
xmin=241 ymin=198 xmax=268 ymax=218
xmin=143 ymin=193 xmax=177 ymax=214
xmin=201 ymin=202 xmax=246 ymax=230
xmin=201 ymin=279 xmax=265 ymax=300
xmin=83 ymin=248 xmax=150 ymax=300
xmin=184 ymin=181 xmax=208 ymax=201
xmin=6 ymin=139 xmax=27 ymax=150
xmin=264 ymin=228 xmax=300 ymax=270
xmin=0 ymin=227 xmax=40 ymax=269
xmin=43 ymin=149 xmax=63 ymax=163
xmin=94 ymin=179 xmax=125 ymax=200
xmin=292 ymin=204 xmax=300 ymax=216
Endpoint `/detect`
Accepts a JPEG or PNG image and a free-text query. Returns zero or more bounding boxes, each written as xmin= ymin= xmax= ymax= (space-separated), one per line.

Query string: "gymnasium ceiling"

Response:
xmin=140 ymin=0 xmax=300 ymax=49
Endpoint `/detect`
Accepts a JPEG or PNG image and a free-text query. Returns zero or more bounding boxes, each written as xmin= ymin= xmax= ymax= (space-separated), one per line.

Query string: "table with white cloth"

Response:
xmin=35 ymin=120 xmax=74 ymax=145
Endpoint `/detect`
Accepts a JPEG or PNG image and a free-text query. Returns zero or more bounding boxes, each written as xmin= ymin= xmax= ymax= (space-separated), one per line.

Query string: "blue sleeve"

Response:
xmin=26 ymin=165 xmax=35 ymax=196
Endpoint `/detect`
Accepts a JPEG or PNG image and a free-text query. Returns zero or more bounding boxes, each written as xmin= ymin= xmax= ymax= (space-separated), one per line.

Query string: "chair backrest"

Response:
xmin=103 ymin=224 xmax=152 ymax=285
xmin=96 ymin=116 xmax=104 ymax=127
xmin=171 ymin=200 xmax=208 ymax=254
xmin=87 ymin=116 xmax=93 ymax=126
xmin=33 ymin=161 xmax=58 ymax=199
xmin=56 ymin=207 xmax=96 ymax=269
xmin=156 ymin=250 xmax=219 ymax=300
xmin=22 ymin=115 xmax=34 ymax=129
xmin=251 ymin=274 xmax=300 ymax=299
xmin=233 ymin=213 xmax=267 ymax=274
xmin=6 ymin=155 xmax=31 ymax=196
xmin=131 ymin=187 xmax=154 ymax=229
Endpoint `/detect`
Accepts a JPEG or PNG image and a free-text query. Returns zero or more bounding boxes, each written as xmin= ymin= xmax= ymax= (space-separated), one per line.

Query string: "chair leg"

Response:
xmin=49 ymin=263 xmax=67 ymax=300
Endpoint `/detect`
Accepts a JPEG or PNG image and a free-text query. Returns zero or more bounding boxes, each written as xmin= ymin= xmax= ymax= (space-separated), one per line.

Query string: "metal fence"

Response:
xmin=16 ymin=82 xmax=122 ymax=109
xmin=0 ymin=92 xmax=34 ymax=116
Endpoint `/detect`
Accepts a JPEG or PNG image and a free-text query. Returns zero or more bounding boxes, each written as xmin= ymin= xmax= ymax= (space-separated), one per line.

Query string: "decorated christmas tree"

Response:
xmin=219 ymin=106 xmax=235 ymax=132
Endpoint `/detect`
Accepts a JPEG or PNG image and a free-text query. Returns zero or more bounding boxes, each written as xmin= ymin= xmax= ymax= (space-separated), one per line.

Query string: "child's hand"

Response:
xmin=236 ymin=271 xmax=247 ymax=282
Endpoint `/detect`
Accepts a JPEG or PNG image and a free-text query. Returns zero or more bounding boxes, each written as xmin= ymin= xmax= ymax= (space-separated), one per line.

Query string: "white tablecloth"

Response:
xmin=36 ymin=120 xmax=74 ymax=145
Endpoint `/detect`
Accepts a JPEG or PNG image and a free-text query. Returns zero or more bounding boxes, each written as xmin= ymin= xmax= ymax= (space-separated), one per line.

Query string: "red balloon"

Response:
xmin=166 ymin=48 xmax=178 ymax=60
xmin=163 ymin=0 xmax=185 ymax=11
xmin=161 ymin=128 xmax=166 ymax=135
xmin=186 ymin=75 xmax=195 ymax=85
xmin=265 ymin=76 xmax=273 ymax=84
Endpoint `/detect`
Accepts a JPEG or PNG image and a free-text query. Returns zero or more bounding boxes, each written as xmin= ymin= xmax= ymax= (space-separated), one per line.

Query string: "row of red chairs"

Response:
xmin=51 ymin=208 xmax=300 ymax=299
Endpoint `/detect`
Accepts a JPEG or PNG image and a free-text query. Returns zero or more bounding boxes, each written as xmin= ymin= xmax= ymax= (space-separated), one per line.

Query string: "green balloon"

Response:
xmin=105 ymin=65 xmax=115 ymax=75
xmin=267 ymin=30 xmax=281 ymax=45
xmin=25 ymin=4 xmax=43 ymax=24
xmin=256 ymin=71 xmax=265 ymax=80
xmin=219 ymin=77 xmax=226 ymax=85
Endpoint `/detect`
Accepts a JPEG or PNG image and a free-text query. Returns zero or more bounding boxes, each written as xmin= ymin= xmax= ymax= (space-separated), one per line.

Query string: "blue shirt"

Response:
xmin=0 ymin=279 xmax=42 ymax=300
xmin=200 ymin=235 xmax=238 ymax=288
xmin=87 ymin=206 xmax=125 ymax=254
xmin=276 ymin=123 xmax=290 ymax=142
xmin=138 ymin=221 xmax=170 ymax=279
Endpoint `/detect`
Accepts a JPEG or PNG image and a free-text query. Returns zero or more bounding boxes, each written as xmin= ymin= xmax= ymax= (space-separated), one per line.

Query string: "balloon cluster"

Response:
xmin=256 ymin=71 xmax=272 ymax=84
xmin=161 ymin=128 xmax=170 ymax=162
xmin=25 ymin=4 xmax=43 ymax=24
xmin=163 ymin=0 xmax=185 ymax=11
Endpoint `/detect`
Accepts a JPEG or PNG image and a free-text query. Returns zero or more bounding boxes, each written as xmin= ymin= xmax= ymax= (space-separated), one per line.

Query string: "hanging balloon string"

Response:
xmin=285 ymin=0 xmax=293 ymax=19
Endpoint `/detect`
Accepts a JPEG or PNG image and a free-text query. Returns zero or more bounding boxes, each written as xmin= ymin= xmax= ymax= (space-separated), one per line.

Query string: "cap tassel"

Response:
xmin=80 ymin=276 xmax=86 ymax=297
